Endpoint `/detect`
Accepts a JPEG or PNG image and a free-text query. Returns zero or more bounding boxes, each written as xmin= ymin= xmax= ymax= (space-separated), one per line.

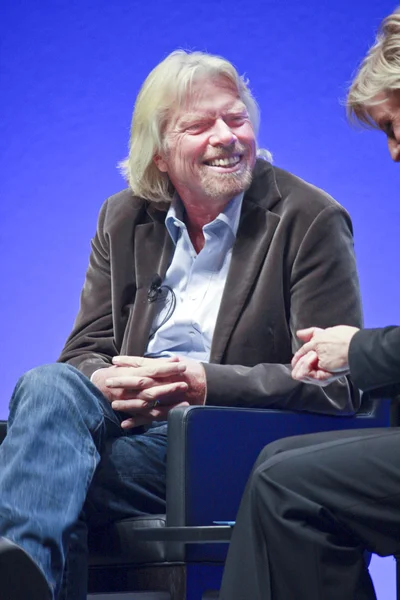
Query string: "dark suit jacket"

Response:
xmin=349 ymin=327 xmax=400 ymax=395
xmin=59 ymin=159 xmax=363 ymax=414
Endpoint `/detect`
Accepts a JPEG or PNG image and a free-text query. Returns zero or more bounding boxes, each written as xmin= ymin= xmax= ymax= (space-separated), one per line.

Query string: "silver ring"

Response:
xmin=149 ymin=399 xmax=160 ymax=409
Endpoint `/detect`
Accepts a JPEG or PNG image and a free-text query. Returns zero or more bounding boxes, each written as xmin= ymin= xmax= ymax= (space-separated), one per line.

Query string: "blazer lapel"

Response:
xmin=123 ymin=207 xmax=174 ymax=356
xmin=210 ymin=161 xmax=281 ymax=363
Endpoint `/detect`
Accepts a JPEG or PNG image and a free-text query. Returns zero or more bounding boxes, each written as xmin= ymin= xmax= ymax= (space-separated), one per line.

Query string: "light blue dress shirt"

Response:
xmin=145 ymin=192 xmax=244 ymax=362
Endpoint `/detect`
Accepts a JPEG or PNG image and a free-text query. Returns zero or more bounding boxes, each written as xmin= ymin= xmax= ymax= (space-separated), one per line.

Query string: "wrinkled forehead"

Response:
xmin=166 ymin=75 xmax=245 ymax=127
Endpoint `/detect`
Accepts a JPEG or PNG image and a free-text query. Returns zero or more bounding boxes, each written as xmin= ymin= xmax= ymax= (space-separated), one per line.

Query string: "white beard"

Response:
xmin=198 ymin=163 xmax=253 ymax=200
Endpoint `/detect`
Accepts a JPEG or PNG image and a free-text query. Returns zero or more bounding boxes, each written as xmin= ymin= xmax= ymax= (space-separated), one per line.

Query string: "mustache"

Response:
xmin=202 ymin=146 xmax=247 ymax=162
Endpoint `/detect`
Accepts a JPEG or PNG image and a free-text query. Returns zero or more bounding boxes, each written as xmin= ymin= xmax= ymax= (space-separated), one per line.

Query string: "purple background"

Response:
xmin=1 ymin=0 xmax=398 ymax=595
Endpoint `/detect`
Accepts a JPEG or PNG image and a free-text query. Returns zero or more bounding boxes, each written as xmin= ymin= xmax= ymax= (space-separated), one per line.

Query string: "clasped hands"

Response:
xmin=291 ymin=325 xmax=360 ymax=386
xmin=92 ymin=324 xmax=359 ymax=427
xmin=91 ymin=355 xmax=206 ymax=429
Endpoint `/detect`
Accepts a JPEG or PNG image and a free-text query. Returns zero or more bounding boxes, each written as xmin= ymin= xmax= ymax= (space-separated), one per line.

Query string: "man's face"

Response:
xmin=368 ymin=90 xmax=400 ymax=162
xmin=154 ymin=76 xmax=257 ymax=205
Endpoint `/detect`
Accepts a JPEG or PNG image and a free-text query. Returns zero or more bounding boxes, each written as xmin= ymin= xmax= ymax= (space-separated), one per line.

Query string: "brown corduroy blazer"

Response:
xmin=59 ymin=159 xmax=363 ymax=415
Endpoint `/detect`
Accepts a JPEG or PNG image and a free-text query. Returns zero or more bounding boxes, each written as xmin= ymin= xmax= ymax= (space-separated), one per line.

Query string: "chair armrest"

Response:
xmin=166 ymin=402 xmax=391 ymax=527
xmin=165 ymin=403 xmax=391 ymax=562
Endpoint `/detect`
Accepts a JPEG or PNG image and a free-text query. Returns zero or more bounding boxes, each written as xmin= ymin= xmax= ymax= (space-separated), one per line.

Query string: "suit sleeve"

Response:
xmin=349 ymin=327 xmax=400 ymax=394
xmin=57 ymin=199 xmax=118 ymax=379
xmin=203 ymin=204 xmax=363 ymax=415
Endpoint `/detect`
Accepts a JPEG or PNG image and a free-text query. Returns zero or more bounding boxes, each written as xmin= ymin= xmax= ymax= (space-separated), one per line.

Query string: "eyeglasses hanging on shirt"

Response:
xmin=147 ymin=273 xmax=177 ymax=340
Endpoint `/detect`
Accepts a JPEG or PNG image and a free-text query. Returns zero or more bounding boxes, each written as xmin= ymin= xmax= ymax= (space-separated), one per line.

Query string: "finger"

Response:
xmin=111 ymin=398 xmax=151 ymax=412
xmin=133 ymin=361 xmax=187 ymax=378
xmin=112 ymin=355 xmax=180 ymax=367
xmin=296 ymin=327 xmax=323 ymax=342
xmin=120 ymin=401 xmax=190 ymax=429
xmin=301 ymin=372 xmax=337 ymax=387
xmin=105 ymin=376 xmax=154 ymax=394
xmin=293 ymin=365 xmax=337 ymax=386
xmin=120 ymin=416 xmax=153 ymax=429
xmin=112 ymin=396 xmax=177 ymax=411
xmin=295 ymin=350 xmax=317 ymax=373
xmin=108 ymin=378 xmax=188 ymax=400
xmin=121 ymin=414 xmax=155 ymax=428
xmin=291 ymin=337 xmax=322 ymax=367
xmin=136 ymin=381 xmax=189 ymax=401
xmin=291 ymin=363 xmax=304 ymax=380
xmin=109 ymin=362 xmax=187 ymax=380
xmin=105 ymin=364 xmax=186 ymax=389
xmin=314 ymin=370 xmax=336 ymax=382
xmin=111 ymin=382 xmax=189 ymax=410
xmin=111 ymin=381 xmax=189 ymax=399
xmin=295 ymin=327 xmax=316 ymax=341
xmin=292 ymin=351 xmax=318 ymax=380
xmin=292 ymin=363 xmax=311 ymax=381
xmin=291 ymin=344 xmax=309 ymax=367
xmin=292 ymin=340 xmax=319 ymax=368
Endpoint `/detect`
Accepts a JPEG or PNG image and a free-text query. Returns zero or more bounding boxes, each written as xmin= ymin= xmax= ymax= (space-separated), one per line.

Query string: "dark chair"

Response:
xmin=0 ymin=395 xmax=398 ymax=599
xmin=86 ymin=396 xmax=398 ymax=600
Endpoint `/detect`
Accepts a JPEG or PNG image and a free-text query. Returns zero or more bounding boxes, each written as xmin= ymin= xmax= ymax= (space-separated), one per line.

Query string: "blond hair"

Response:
xmin=347 ymin=8 xmax=400 ymax=126
xmin=119 ymin=50 xmax=261 ymax=203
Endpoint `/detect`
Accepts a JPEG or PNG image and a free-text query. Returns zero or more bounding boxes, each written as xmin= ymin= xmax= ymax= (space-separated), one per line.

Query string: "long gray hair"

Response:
xmin=119 ymin=50 xmax=261 ymax=203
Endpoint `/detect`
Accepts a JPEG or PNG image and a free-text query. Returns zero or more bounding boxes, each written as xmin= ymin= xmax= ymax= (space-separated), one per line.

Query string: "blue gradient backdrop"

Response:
xmin=1 ymin=0 xmax=398 ymax=596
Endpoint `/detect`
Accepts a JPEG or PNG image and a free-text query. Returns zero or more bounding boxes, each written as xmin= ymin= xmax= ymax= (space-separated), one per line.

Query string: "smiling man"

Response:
xmin=0 ymin=50 xmax=363 ymax=599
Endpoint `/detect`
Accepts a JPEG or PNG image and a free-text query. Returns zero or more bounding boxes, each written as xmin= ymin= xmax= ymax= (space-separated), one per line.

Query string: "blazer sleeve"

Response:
xmin=203 ymin=204 xmax=363 ymax=415
xmin=57 ymin=199 xmax=117 ymax=379
xmin=349 ymin=326 xmax=400 ymax=394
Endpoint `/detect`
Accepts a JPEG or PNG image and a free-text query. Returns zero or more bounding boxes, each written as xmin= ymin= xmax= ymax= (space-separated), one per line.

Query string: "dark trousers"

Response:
xmin=219 ymin=427 xmax=400 ymax=600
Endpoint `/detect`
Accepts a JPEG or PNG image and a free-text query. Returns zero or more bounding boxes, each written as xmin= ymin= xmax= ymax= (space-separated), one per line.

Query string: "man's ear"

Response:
xmin=153 ymin=153 xmax=168 ymax=173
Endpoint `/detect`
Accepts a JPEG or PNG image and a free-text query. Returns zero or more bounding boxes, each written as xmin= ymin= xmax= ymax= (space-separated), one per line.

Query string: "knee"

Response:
xmin=10 ymin=363 xmax=93 ymax=416
xmin=15 ymin=363 xmax=81 ymax=392
xmin=255 ymin=437 xmax=293 ymax=468
xmin=252 ymin=449 xmax=301 ymax=499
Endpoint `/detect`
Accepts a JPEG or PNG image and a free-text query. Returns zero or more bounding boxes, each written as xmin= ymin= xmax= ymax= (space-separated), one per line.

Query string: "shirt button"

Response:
xmin=189 ymin=331 xmax=195 ymax=336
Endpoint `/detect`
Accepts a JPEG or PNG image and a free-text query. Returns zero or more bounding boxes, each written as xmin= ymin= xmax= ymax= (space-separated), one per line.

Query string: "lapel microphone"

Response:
xmin=147 ymin=274 xmax=162 ymax=302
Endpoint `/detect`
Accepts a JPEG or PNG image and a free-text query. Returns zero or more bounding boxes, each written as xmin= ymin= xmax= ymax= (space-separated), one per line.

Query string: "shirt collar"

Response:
xmin=165 ymin=192 xmax=244 ymax=245
xmin=165 ymin=195 xmax=185 ymax=245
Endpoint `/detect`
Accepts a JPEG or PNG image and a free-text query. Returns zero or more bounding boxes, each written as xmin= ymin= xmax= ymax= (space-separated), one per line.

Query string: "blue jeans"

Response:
xmin=0 ymin=363 xmax=168 ymax=600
